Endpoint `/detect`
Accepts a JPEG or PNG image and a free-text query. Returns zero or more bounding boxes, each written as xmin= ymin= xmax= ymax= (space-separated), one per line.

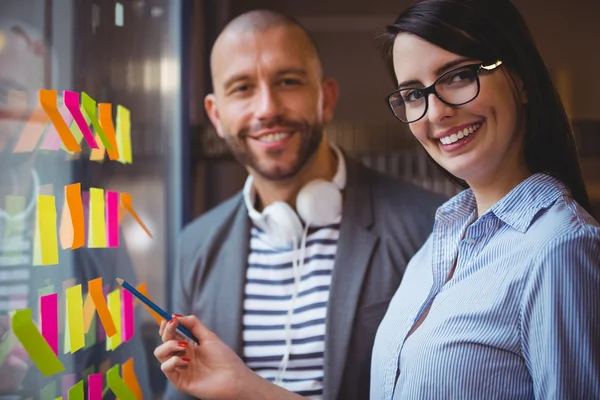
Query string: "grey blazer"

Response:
xmin=166 ymin=154 xmax=446 ymax=400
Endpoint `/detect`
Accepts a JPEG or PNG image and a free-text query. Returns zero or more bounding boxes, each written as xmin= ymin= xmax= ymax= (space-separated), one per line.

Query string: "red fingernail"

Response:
xmin=178 ymin=342 xmax=188 ymax=348
xmin=174 ymin=314 xmax=184 ymax=317
xmin=168 ymin=318 xmax=176 ymax=324
xmin=182 ymin=357 xmax=190 ymax=362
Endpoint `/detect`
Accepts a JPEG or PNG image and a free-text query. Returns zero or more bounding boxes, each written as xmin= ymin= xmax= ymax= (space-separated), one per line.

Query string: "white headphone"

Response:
xmin=243 ymin=146 xmax=346 ymax=249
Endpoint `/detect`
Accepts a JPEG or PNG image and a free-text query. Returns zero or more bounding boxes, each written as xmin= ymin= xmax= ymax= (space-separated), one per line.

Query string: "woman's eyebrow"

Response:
xmin=397 ymin=57 xmax=476 ymax=88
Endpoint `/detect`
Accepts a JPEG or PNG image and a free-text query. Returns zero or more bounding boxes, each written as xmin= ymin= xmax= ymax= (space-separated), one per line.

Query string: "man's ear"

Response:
xmin=321 ymin=77 xmax=339 ymax=123
xmin=204 ymin=93 xmax=225 ymax=138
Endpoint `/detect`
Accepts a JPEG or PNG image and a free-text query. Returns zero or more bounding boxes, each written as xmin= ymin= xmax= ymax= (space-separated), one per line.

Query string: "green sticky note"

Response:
xmin=82 ymin=365 xmax=96 ymax=381
xmin=84 ymin=313 xmax=97 ymax=349
xmin=68 ymin=380 xmax=84 ymax=400
xmin=38 ymin=284 xmax=56 ymax=297
xmin=11 ymin=309 xmax=65 ymax=376
xmin=81 ymin=92 xmax=113 ymax=151
xmin=106 ymin=364 xmax=135 ymax=400
xmin=40 ymin=381 xmax=57 ymax=400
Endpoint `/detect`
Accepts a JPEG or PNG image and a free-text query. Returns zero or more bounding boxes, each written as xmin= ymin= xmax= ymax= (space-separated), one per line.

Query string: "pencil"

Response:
xmin=114 ymin=276 xmax=199 ymax=344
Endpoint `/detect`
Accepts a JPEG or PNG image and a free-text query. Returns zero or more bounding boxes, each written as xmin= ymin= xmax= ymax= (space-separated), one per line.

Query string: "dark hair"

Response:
xmin=380 ymin=0 xmax=592 ymax=212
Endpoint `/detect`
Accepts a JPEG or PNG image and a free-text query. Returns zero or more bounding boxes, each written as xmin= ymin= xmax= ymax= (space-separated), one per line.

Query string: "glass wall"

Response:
xmin=0 ymin=1 xmax=185 ymax=399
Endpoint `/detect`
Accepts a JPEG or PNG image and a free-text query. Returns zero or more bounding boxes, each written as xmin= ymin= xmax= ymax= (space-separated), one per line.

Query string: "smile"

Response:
xmin=438 ymin=123 xmax=481 ymax=145
xmin=255 ymin=132 xmax=293 ymax=143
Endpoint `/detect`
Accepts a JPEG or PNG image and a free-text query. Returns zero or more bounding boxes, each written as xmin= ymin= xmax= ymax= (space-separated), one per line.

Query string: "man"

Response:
xmin=0 ymin=18 xmax=152 ymax=399
xmin=164 ymin=9 xmax=445 ymax=400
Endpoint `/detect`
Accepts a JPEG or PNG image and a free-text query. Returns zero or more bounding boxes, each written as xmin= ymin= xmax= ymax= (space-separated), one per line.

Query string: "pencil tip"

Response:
xmin=114 ymin=276 xmax=124 ymax=285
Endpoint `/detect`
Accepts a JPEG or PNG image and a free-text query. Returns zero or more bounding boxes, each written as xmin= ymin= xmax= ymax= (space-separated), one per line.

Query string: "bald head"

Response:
xmin=210 ymin=10 xmax=322 ymax=84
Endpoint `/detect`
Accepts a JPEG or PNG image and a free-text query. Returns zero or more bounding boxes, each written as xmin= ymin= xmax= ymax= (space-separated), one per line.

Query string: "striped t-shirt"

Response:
xmin=242 ymin=223 xmax=340 ymax=399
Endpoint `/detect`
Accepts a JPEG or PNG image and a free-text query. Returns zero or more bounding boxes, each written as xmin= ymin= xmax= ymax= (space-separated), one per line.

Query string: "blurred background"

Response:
xmin=0 ymin=0 xmax=598 ymax=399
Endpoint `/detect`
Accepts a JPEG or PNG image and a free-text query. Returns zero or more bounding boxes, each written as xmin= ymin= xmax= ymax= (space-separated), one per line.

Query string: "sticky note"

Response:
xmin=11 ymin=308 xmax=65 ymax=376
xmin=67 ymin=380 xmax=83 ymax=400
xmin=59 ymin=278 xmax=76 ymax=335
xmin=135 ymin=282 xmax=162 ymax=324
xmin=3 ymin=195 xmax=26 ymax=242
xmin=88 ymin=278 xmax=117 ymax=337
xmin=64 ymin=91 xmax=98 ymax=149
xmin=89 ymin=133 xmax=106 ymax=161
xmin=106 ymin=288 xmax=122 ymax=350
xmin=121 ymin=288 xmax=134 ymax=342
xmin=65 ymin=284 xmax=85 ymax=352
xmin=40 ymin=100 xmax=74 ymax=151
xmin=115 ymin=3 xmax=124 ymax=27
xmin=12 ymin=105 xmax=50 ymax=152
xmin=83 ymin=292 xmax=95 ymax=333
xmin=60 ymin=183 xmax=85 ymax=250
xmin=61 ymin=374 xmax=76 ymax=400
xmin=123 ymin=358 xmax=143 ymax=400
xmin=38 ymin=284 xmax=55 ymax=297
xmin=88 ymin=374 xmax=103 ymax=400
xmin=116 ymin=105 xmax=132 ymax=164
xmin=84 ymin=311 xmax=97 ymax=349
xmin=40 ymin=293 xmax=59 ymax=355
xmin=120 ymin=193 xmax=152 ymax=238
xmin=107 ymin=364 xmax=136 ymax=400
xmin=82 ymin=365 xmax=96 ymax=381
xmin=81 ymin=92 xmax=113 ymax=151
xmin=98 ymin=103 xmax=119 ymax=160
xmin=40 ymin=381 xmax=57 ymax=400
xmin=33 ymin=195 xmax=59 ymax=266
xmin=88 ymin=188 xmax=106 ymax=248
xmin=105 ymin=191 xmax=120 ymax=247
xmin=39 ymin=90 xmax=81 ymax=152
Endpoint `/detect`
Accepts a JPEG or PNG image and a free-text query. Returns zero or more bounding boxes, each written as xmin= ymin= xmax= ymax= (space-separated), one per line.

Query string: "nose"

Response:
xmin=254 ymin=84 xmax=282 ymax=121
xmin=426 ymin=93 xmax=455 ymax=123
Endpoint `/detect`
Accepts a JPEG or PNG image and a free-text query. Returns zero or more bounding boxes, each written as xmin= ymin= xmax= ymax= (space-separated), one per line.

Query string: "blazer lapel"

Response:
xmin=213 ymin=196 xmax=250 ymax=356
xmin=323 ymin=158 xmax=378 ymax=400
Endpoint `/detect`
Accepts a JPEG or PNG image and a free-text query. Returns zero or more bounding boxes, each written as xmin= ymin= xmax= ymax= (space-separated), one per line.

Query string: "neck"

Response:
xmin=469 ymin=159 xmax=531 ymax=217
xmin=252 ymin=139 xmax=338 ymax=210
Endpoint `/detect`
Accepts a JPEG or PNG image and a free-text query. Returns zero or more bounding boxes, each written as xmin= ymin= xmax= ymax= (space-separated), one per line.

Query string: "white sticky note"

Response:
xmin=115 ymin=3 xmax=124 ymax=27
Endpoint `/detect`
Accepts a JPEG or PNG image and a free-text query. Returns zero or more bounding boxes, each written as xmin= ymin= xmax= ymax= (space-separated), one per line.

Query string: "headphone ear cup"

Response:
xmin=260 ymin=201 xmax=304 ymax=248
xmin=296 ymin=179 xmax=342 ymax=227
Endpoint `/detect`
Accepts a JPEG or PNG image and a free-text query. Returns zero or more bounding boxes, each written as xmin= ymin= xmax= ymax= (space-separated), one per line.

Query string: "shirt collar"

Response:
xmin=435 ymin=173 xmax=570 ymax=233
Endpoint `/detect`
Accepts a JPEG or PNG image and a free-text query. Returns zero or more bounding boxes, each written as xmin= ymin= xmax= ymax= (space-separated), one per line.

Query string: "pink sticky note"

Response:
xmin=64 ymin=91 xmax=99 ymax=149
xmin=62 ymin=373 xmax=76 ymax=400
xmin=39 ymin=293 xmax=58 ymax=355
xmin=121 ymin=288 xmax=134 ymax=342
xmin=88 ymin=374 xmax=103 ymax=400
xmin=39 ymin=103 xmax=75 ymax=150
xmin=106 ymin=191 xmax=119 ymax=248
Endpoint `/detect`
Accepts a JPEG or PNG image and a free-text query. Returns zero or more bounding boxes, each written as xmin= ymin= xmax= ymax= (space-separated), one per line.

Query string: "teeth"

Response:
xmin=258 ymin=132 xmax=291 ymax=143
xmin=439 ymin=123 xmax=480 ymax=145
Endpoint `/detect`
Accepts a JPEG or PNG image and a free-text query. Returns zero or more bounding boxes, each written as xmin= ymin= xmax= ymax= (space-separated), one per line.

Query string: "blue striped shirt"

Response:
xmin=371 ymin=173 xmax=600 ymax=399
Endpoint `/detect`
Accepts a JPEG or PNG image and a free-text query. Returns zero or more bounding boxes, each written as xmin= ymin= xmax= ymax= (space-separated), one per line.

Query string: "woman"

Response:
xmin=154 ymin=1 xmax=599 ymax=398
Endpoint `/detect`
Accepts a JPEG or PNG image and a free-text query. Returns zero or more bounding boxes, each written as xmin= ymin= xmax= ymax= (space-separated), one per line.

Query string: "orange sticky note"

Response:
xmin=83 ymin=293 xmax=95 ymax=334
xmin=120 ymin=193 xmax=152 ymax=238
xmin=106 ymin=288 xmax=122 ymax=350
xmin=39 ymin=90 xmax=81 ymax=152
xmin=88 ymin=278 xmax=117 ymax=337
xmin=134 ymin=283 xmax=162 ymax=324
xmin=88 ymin=188 xmax=106 ymax=248
xmin=116 ymin=105 xmax=132 ymax=164
xmin=98 ymin=103 xmax=119 ymax=160
xmin=33 ymin=195 xmax=59 ymax=266
xmin=89 ymin=133 xmax=106 ymax=161
xmin=123 ymin=358 xmax=143 ymax=400
xmin=60 ymin=183 xmax=85 ymax=250
xmin=11 ymin=309 xmax=65 ymax=376
xmin=12 ymin=105 xmax=50 ymax=152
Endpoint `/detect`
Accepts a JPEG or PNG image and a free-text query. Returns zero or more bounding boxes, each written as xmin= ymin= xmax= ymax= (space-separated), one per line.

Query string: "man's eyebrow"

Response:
xmin=396 ymin=57 xmax=476 ymax=89
xmin=223 ymin=68 xmax=308 ymax=89
xmin=223 ymin=73 xmax=251 ymax=90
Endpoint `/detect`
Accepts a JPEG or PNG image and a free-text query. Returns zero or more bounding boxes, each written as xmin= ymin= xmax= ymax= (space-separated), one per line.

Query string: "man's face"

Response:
xmin=205 ymin=25 xmax=337 ymax=181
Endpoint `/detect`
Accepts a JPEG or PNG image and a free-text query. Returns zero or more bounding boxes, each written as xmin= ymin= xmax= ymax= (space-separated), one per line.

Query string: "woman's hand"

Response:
xmin=154 ymin=315 xmax=251 ymax=400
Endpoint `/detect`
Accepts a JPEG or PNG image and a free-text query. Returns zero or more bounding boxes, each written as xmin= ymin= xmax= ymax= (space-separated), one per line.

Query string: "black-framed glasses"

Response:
xmin=386 ymin=60 xmax=503 ymax=124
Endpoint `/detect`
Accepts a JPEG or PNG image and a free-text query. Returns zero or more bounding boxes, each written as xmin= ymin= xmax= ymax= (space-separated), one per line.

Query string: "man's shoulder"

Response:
xmin=179 ymin=191 xmax=244 ymax=244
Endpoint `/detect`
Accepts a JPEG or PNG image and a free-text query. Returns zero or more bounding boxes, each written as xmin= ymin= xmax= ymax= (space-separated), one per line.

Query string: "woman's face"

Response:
xmin=391 ymin=34 xmax=528 ymax=186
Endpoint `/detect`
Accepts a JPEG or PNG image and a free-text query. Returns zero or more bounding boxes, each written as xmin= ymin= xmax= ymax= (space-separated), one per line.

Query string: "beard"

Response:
xmin=222 ymin=116 xmax=323 ymax=181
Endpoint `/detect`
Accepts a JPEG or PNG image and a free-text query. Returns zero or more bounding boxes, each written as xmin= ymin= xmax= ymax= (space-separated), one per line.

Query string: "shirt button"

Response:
xmin=466 ymin=238 xmax=476 ymax=245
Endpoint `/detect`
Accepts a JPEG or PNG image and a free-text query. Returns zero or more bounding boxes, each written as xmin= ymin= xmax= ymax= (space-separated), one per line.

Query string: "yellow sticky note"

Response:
xmin=65 ymin=284 xmax=85 ymax=353
xmin=106 ymin=288 xmax=122 ymax=350
xmin=33 ymin=195 xmax=59 ymax=266
xmin=116 ymin=105 xmax=132 ymax=164
xmin=11 ymin=308 xmax=65 ymax=376
xmin=88 ymin=188 xmax=106 ymax=248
